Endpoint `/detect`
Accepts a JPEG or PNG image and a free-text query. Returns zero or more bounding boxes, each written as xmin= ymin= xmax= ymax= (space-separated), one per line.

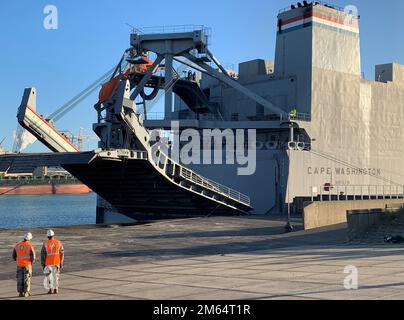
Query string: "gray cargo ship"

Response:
xmin=5 ymin=1 xmax=404 ymax=222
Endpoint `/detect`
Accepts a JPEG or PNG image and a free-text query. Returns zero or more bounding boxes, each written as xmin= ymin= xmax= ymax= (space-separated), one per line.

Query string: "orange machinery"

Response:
xmin=99 ymin=55 xmax=154 ymax=103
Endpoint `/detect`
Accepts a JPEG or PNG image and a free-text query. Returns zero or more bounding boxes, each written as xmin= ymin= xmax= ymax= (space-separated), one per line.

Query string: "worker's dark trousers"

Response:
xmin=16 ymin=266 xmax=32 ymax=294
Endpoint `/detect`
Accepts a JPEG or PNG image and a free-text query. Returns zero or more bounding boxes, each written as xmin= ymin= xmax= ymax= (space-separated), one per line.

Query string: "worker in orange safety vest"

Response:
xmin=12 ymin=232 xmax=36 ymax=297
xmin=41 ymin=230 xmax=64 ymax=294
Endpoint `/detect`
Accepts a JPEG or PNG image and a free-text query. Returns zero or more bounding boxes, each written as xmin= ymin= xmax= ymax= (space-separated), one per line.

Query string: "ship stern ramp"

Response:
xmin=63 ymin=149 xmax=252 ymax=216
xmin=1 ymin=149 xmax=252 ymax=217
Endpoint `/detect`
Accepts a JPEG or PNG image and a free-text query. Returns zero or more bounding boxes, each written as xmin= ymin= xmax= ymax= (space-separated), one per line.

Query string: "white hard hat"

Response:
xmin=24 ymin=232 xmax=33 ymax=241
xmin=47 ymin=229 xmax=55 ymax=237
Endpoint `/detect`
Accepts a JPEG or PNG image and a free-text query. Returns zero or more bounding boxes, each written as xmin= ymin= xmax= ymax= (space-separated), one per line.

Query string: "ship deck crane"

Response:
xmin=13 ymin=28 xmax=254 ymax=215
xmin=16 ymin=53 xmax=156 ymax=153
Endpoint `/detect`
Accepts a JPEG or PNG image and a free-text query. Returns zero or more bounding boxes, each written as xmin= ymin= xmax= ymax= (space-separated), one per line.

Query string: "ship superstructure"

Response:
xmin=160 ymin=2 xmax=404 ymax=214
xmin=4 ymin=2 xmax=404 ymax=221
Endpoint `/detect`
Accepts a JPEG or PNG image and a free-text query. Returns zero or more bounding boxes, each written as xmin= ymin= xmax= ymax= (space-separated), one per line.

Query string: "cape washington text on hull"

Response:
xmin=307 ymin=167 xmax=382 ymax=176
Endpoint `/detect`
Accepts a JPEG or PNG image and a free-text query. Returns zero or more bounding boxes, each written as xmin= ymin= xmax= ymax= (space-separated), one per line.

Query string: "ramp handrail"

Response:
xmin=179 ymin=166 xmax=251 ymax=206
xmin=116 ymin=77 xmax=252 ymax=210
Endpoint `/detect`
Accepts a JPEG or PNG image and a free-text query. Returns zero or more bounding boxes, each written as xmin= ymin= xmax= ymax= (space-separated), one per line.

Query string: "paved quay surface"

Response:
xmin=0 ymin=215 xmax=403 ymax=300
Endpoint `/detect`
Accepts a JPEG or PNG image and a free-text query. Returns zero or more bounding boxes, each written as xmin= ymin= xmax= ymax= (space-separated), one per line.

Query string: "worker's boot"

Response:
xmin=18 ymin=292 xmax=23 ymax=297
xmin=53 ymin=289 xmax=58 ymax=294
xmin=47 ymin=289 xmax=53 ymax=294
xmin=24 ymin=292 xmax=30 ymax=298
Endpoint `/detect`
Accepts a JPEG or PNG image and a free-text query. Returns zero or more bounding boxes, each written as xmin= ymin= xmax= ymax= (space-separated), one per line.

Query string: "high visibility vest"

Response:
xmin=15 ymin=241 xmax=33 ymax=267
xmin=45 ymin=239 xmax=62 ymax=266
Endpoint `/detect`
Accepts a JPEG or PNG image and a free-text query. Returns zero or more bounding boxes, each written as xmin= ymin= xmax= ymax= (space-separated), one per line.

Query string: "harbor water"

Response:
xmin=0 ymin=193 xmax=96 ymax=229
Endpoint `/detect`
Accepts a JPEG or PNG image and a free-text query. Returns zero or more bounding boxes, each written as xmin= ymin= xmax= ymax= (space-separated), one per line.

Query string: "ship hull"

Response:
xmin=0 ymin=173 xmax=92 ymax=196
xmin=0 ymin=183 xmax=92 ymax=196
xmin=62 ymin=157 xmax=244 ymax=218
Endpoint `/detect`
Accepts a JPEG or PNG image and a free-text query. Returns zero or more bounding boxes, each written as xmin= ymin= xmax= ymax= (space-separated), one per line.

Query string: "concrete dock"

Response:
xmin=0 ymin=215 xmax=403 ymax=300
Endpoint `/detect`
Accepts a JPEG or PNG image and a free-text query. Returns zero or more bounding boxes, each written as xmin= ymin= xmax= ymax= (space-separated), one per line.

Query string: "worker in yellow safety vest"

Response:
xmin=41 ymin=230 xmax=64 ymax=294
xmin=12 ymin=232 xmax=36 ymax=297
xmin=290 ymin=107 xmax=297 ymax=118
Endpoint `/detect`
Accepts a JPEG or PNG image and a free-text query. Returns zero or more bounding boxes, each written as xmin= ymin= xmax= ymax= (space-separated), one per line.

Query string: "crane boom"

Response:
xmin=49 ymin=66 xmax=116 ymax=122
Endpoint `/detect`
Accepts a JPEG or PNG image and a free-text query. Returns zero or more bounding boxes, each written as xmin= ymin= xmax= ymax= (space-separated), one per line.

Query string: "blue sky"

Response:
xmin=0 ymin=0 xmax=403 ymax=152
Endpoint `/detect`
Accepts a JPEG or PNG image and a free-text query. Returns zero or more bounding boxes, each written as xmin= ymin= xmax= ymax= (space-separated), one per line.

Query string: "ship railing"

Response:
xmin=253 ymin=112 xmax=312 ymax=122
xmin=310 ymin=185 xmax=404 ymax=202
xmin=109 ymin=149 xmax=148 ymax=160
xmin=146 ymin=112 xmax=312 ymax=122
xmin=278 ymin=2 xmax=349 ymax=14
xmin=0 ymin=175 xmax=82 ymax=186
xmin=291 ymin=112 xmax=312 ymax=122
xmin=146 ymin=112 xmax=219 ymax=121
xmin=178 ymin=166 xmax=251 ymax=207
xmin=282 ymin=112 xmax=312 ymax=122
xmin=124 ymin=150 xmax=148 ymax=160
xmin=136 ymin=25 xmax=211 ymax=36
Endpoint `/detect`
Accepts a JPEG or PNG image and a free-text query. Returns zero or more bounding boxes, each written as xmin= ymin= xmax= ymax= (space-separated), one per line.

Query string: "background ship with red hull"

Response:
xmin=0 ymin=176 xmax=92 ymax=196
